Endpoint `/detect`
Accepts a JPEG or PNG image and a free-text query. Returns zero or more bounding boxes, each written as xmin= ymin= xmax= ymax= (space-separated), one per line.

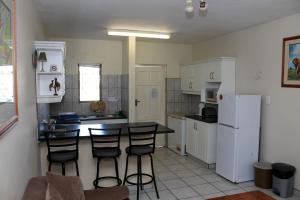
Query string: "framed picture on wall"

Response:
xmin=282 ymin=35 xmax=300 ymax=88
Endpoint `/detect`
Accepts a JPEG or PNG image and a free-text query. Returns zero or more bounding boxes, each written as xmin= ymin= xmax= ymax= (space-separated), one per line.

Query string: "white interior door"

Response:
xmin=135 ymin=65 xmax=166 ymax=146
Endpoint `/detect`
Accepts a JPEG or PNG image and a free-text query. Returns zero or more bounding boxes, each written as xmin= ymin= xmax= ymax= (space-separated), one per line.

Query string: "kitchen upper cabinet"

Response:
xmin=203 ymin=61 xmax=221 ymax=83
xmin=34 ymin=41 xmax=66 ymax=103
xmin=181 ymin=64 xmax=202 ymax=95
xmin=186 ymin=118 xmax=217 ymax=164
xmin=181 ymin=57 xmax=235 ymax=95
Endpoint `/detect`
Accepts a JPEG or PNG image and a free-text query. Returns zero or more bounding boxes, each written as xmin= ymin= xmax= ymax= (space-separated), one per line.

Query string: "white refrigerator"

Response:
xmin=216 ymin=95 xmax=261 ymax=183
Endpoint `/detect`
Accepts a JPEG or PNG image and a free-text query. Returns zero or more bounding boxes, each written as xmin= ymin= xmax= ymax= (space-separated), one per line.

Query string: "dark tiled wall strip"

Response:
xmin=166 ymin=78 xmax=200 ymax=115
xmin=46 ymin=76 xmax=199 ymax=117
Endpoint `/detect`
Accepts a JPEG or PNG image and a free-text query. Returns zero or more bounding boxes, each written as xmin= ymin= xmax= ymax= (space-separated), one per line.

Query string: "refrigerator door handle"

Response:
xmin=218 ymin=123 xmax=239 ymax=129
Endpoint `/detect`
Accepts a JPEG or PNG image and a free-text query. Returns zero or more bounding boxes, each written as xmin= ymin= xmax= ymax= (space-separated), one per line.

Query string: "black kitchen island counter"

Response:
xmin=38 ymin=122 xmax=174 ymax=141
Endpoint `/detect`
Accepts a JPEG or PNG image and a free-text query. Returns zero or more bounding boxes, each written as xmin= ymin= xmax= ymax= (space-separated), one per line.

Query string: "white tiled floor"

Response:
xmin=127 ymin=147 xmax=300 ymax=200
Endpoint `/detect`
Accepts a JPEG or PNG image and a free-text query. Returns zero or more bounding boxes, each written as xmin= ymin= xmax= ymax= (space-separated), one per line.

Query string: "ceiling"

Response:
xmin=34 ymin=0 xmax=300 ymax=43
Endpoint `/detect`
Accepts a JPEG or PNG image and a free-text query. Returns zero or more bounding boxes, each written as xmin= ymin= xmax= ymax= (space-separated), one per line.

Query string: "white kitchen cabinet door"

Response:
xmin=196 ymin=121 xmax=206 ymax=161
xmin=186 ymin=119 xmax=217 ymax=164
xmin=203 ymin=122 xmax=218 ymax=164
xmin=181 ymin=64 xmax=202 ymax=94
xmin=202 ymin=61 xmax=221 ymax=83
xmin=186 ymin=119 xmax=196 ymax=156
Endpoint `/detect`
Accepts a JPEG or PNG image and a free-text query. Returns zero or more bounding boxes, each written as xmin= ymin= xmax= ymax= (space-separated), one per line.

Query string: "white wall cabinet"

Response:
xmin=181 ymin=64 xmax=202 ymax=95
xmin=181 ymin=57 xmax=235 ymax=96
xmin=186 ymin=118 xmax=217 ymax=164
xmin=34 ymin=41 xmax=66 ymax=103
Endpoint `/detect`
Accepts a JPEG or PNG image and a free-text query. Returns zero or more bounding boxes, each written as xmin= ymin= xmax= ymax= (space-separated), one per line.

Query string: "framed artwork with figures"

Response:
xmin=282 ymin=35 xmax=300 ymax=88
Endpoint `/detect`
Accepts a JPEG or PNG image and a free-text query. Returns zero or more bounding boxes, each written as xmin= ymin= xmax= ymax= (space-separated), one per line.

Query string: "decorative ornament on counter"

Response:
xmin=49 ymin=77 xmax=61 ymax=96
xmin=38 ymin=52 xmax=47 ymax=72
xmin=90 ymin=100 xmax=106 ymax=113
xmin=50 ymin=64 xmax=57 ymax=72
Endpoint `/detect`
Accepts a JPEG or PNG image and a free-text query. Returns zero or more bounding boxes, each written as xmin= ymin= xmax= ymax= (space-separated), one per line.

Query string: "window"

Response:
xmin=79 ymin=64 xmax=101 ymax=102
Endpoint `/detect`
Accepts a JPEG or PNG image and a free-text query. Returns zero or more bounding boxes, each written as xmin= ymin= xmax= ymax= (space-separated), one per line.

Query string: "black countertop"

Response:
xmin=51 ymin=113 xmax=127 ymax=124
xmin=38 ymin=122 xmax=174 ymax=141
xmin=185 ymin=115 xmax=218 ymax=123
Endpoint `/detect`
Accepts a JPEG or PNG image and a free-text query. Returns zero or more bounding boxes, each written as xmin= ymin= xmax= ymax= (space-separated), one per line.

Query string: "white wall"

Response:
xmin=51 ymin=38 xmax=123 ymax=75
xmin=193 ymin=13 xmax=300 ymax=189
xmin=50 ymin=38 xmax=193 ymax=77
xmin=136 ymin=41 xmax=192 ymax=78
xmin=0 ymin=0 xmax=45 ymax=199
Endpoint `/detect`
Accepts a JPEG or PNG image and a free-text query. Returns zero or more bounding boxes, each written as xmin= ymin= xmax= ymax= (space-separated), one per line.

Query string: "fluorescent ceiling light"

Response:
xmin=107 ymin=30 xmax=170 ymax=39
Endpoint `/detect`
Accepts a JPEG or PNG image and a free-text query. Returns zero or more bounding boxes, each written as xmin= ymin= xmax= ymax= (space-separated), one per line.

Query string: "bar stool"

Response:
xmin=89 ymin=128 xmax=122 ymax=188
xmin=45 ymin=129 xmax=80 ymax=176
xmin=123 ymin=124 xmax=159 ymax=200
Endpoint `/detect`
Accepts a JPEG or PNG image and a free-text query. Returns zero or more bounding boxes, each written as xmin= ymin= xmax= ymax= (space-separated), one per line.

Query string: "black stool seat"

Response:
xmin=89 ymin=128 xmax=122 ymax=188
xmin=48 ymin=150 xmax=77 ymax=162
xmin=93 ymin=148 xmax=121 ymax=158
xmin=126 ymin=146 xmax=152 ymax=155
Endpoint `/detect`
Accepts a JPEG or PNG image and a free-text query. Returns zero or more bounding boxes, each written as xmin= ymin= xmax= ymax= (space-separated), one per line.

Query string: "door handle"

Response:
xmin=212 ymin=72 xmax=214 ymax=80
xmin=209 ymin=72 xmax=212 ymax=80
xmin=135 ymin=99 xmax=141 ymax=106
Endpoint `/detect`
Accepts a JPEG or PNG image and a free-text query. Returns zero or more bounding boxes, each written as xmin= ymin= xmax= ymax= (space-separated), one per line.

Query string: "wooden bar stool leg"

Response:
xmin=114 ymin=157 xmax=121 ymax=185
xmin=95 ymin=158 xmax=100 ymax=188
xmin=123 ymin=155 xmax=129 ymax=185
xmin=48 ymin=162 xmax=52 ymax=172
xmin=136 ymin=156 xmax=140 ymax=200
xmin=150 ymin=155 xmax=159 ymax=199
xmin=139 ymin=156 xmax=143 ymax=190
xmin=75 ymin=161 xmax=79 ymax=176
xmin=62 ymin=163 xmax=66 ymax=176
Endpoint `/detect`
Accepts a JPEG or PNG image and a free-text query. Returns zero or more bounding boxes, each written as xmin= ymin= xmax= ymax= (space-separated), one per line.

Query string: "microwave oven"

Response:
xmin=206 ymin=88 xmax=218 ymax=102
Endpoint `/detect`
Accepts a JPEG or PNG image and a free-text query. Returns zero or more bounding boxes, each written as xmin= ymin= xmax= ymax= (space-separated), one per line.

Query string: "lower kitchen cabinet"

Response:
xmin=186 ymin=118 xmax=217 ymax=164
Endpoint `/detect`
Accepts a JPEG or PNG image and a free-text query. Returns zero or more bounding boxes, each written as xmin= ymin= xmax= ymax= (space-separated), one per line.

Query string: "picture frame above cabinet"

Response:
xmin=34 ymin=41 xmax=66 ymax=103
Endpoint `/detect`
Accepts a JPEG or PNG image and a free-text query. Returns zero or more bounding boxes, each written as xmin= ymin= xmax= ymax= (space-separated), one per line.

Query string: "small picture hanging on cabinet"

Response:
xmin=50 ymin=64 xmax=57 ymax=72
xmin=49 ymin=78 xmax=61 ymax=96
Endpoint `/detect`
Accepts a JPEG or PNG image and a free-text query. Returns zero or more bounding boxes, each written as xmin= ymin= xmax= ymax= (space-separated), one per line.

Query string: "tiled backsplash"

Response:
xmin=166 ymin=78 xmax=200 ymax=115
xmin=49 ymin=74 xmax=122 ymax=115
xmin=46 ymin=76 xmax=199 ymax=117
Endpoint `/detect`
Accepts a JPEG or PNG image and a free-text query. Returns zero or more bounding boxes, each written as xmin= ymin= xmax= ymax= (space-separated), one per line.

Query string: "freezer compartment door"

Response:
xmin=216 ymin=124 xmax=238 ymax=182
xmin=218 ymin=95 xmax=239 ymax=128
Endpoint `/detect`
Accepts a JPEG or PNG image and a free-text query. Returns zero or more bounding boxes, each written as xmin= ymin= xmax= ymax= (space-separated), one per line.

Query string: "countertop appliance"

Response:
xmin=216 ymin=95 xmax=261 ymax=183
xmin=167 ymin=114 xmax=186 ymax=156
xmin=201 ymin=106 xmax=217 ymax=118
xmin=55 ymin=112 xmax=80 ymax=124
xmin=206 ymin=88 xmax=218 ymax=103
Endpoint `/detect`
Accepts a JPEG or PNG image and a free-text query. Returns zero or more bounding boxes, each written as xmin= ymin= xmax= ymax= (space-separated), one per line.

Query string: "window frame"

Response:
xmin=78 ymin=63 xmax=102 ymax=103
